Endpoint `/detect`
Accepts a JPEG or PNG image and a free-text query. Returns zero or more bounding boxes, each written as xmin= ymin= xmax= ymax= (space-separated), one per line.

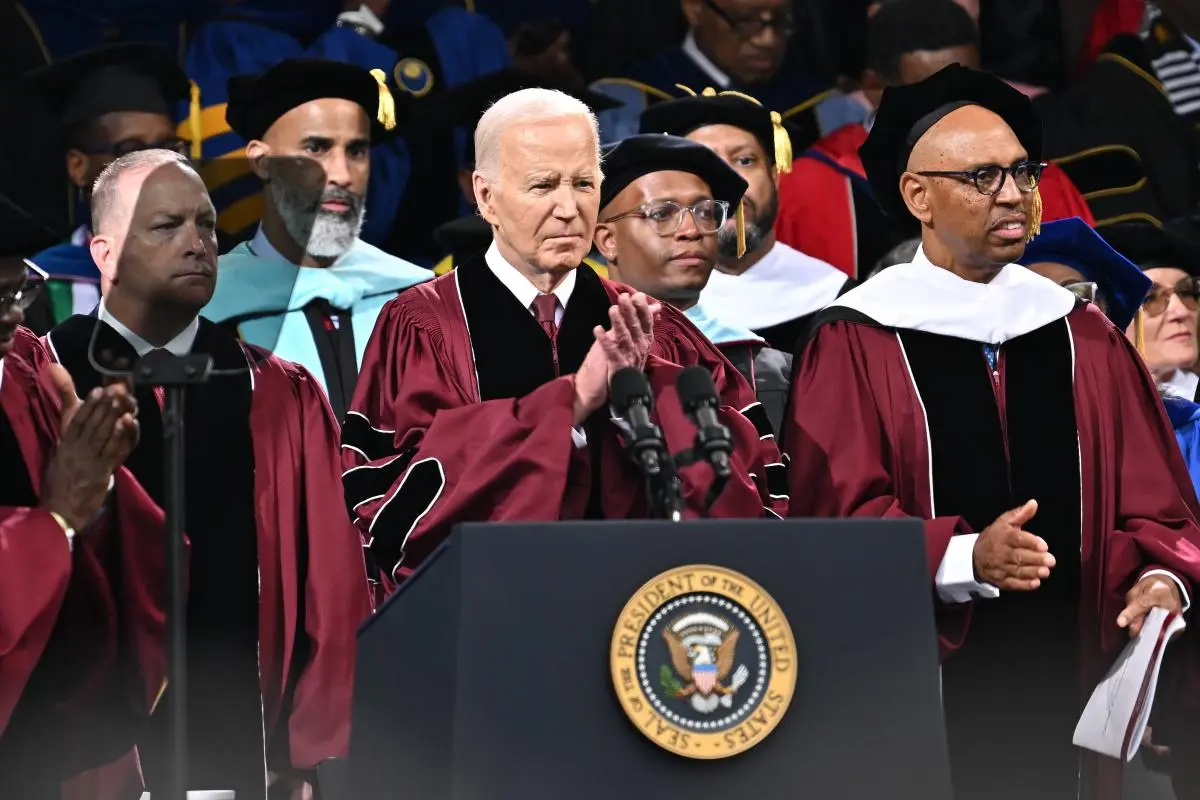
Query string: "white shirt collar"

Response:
xmin=1162 ymin=369 xmax=1200 ymax=400
xmin=682 ymin=30 xmax=731 ymax=88
xmin=98 ymin=299 xmax=199 ymax=357
xmin=484 ymin=240 xmax=577 ymax=324
xmin=832 ymin=245 xmax=1077 ymax=344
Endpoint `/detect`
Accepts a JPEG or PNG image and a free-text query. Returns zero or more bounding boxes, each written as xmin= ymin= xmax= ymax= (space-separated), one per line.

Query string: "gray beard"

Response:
xmin=719 ymin=190 xmax=778 ymax=260
xmin=265 ymin=171 xmax=365 ymax=260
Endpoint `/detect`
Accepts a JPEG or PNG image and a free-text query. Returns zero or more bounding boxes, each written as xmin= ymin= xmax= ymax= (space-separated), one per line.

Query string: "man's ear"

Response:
xmin=89 ymin=234 xmax=120 ymax=285
xmin=899 ymin=173 xmax=934 ymax=225
xmin=246 ymin=139 xmax=271 ymax=180
xmin=473 ymin=172 xmax=499 ymax=227
xmin=66 ymin=150 xmax=91 ymax=191
xmin=681 ymin=0 xmax=703 ymax=28
xmin=593 ymin=223 xmax=618 ymax=264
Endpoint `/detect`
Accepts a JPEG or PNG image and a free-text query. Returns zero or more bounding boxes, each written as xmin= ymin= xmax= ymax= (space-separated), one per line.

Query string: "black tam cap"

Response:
xmin=600 ymin=134 xmax=749 ymax=255
xmin=226 ymin=59 xmax=404 ymax=142
xmin=859 ymin=63 xmax=1043 ymax=220
xmin=25 ymin=43 xmax=190 ymax=130
xmin=1101 ymin=221 xmax=1200 ymax=277
xmin=638 ymin=86 xmax=793 ymax=174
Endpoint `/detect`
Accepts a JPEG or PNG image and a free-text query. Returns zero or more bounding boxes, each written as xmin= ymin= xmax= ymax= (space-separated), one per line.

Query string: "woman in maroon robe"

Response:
xmin=784 ymin=64 xmax=1200 ymax=800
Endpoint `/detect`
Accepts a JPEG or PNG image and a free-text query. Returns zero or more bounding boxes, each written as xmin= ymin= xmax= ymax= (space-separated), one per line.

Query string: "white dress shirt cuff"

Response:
xmin=571 ymin=426 xmax=588 ymax=449
xmin=1141 ymin=569 xmax=1192 ymax=613
xmin=935 ymin=533 xmax=1000 ymax=603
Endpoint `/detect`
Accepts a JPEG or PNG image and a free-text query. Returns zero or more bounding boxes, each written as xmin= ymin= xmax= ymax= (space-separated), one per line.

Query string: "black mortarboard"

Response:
xmin=24 ymin=43 xmax=190 ymax=130
xmin=859 ymin=63 xmax=1043 ymax=220
xmin=226 ymin=59 xmax=404 ymax=143
xmin=418 ymin=68 xmax=623 ymax=166
xmin=0 ymin=193 xmax=62 ymax=258
xmin=638 ymin=86 xmax=793 ymax=174
xmin=1101 ymin=221 xmax=1200 ymax=277
xmin=600 ymin=134 xmax=749 ymax=255
xmin=0 ymin=80 xmax=69 ymax=236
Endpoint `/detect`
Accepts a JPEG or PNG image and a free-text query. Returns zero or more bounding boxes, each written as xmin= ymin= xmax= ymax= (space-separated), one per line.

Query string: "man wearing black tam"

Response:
xmin=784 ymin=63 xmax=1200 ymax=800
xmin=594 ymin=133 xmax=793 ymax=436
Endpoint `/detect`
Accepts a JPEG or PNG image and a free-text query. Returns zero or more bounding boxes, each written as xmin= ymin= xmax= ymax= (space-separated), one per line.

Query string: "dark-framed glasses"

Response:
xmin=78 ymin=137 xmax=190 ymax=158
xmin=916 ymin=160 xmax=1046 ymax=196
xmin=700 ymin=0 xmax=795 ymax=38
xmin=0 ymin=259 xmax=47 ymax=312
xmin=1143 ymin=277 xmax=1200 ymax=317
xmin=603 ymin=199 xmax=730 ymax=236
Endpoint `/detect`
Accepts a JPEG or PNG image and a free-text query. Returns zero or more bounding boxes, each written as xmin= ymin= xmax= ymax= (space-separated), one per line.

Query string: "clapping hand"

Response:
xmin=972 ymin=499 xmax=1055 ymax=591
xmin=573 ymin=293 xmax=662 ymax=425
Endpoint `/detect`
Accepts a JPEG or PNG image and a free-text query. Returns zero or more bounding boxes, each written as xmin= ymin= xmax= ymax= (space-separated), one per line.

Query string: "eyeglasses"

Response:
xmin=1143 ymin=277 xmax=1200 ymax=317
xmin=0 ymin=260 xmax=47 ymax=313
xmin=700 ymin=0 xmax=795 ymax=38
xmin=603 ymin=199 xmax=730 ymax=236
xmin=915 ymin=161 xmax=1046 ymax=196
xmin=79 ymin=137 xmax=190 ymax=158
xmin=1062 ymin=280 xmax=1109 ymax=315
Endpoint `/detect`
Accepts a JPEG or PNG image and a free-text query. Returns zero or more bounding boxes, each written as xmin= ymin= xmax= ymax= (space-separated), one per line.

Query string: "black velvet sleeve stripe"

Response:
xmin=342 ymin=411 xmax=398 ymax=462
xmin=740 ymin=402 xmax=775 ymax=439
xmin=369 ymin=458 xmax=446 ymax=580
xmin=342 ymin=449 xmax=417 ymax=520
xmin=794 ymin=306 xmax=883 ymax=358
xmin=764 ymin=462 xmax=789 ymax=499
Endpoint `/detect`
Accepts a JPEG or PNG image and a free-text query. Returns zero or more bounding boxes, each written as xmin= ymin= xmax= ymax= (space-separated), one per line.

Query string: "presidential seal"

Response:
xmin=610 ymin=564 xmax=796 ymax=759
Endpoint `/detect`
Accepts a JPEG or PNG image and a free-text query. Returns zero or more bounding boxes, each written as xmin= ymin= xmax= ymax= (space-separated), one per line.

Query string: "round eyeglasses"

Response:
xmin=915 ymin=161 xmax=1046 ymax=196
xmin=602 ymin=199 xmax=730 ymax=237
xmin=1143 ymin=277 xmax=1200 ymax=317
xmin=0 ymin=260 xmax=47 ymax=313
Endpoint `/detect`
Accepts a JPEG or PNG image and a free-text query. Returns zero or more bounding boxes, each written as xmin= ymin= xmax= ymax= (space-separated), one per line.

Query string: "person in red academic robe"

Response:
xmin=344 ymin=88 xmax=788 ymax=589
xmin=44 ymin=149 xmax=372 ymax=800
xmin=0 ymin=260 xmax=168 ymax=797
xmin=776 ymin=0 xmax=1095 ymax=279
xmin=784 ymin=63 xmax=1200 ymax=800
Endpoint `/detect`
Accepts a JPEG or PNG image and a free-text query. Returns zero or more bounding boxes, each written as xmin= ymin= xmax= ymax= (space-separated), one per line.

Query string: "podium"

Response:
xmin=347 ymin=520 xmax=952 ymax=799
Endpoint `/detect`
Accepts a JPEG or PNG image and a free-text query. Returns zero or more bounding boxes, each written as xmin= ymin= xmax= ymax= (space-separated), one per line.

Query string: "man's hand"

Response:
xmin=972 ymin=499 xmax=1055 ymax=591
xmin=40 ymin=382 xmax=139 ymax=531
xmin=1118 ymin=575 xmax=1183 ymax=637
xmin=571 ymin=293 xmax=662 ymax=426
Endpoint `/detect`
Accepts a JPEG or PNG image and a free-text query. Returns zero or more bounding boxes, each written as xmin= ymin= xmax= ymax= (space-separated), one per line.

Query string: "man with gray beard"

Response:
xmin=640 ymin=89 xmax=854 ymax=353
xmin=202 ymin=59 xmax=431 ymax=420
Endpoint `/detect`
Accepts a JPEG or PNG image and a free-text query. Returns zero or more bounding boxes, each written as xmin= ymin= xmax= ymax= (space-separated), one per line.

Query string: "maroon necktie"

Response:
xmin=531 ymin=294 xmax=561 ymax=375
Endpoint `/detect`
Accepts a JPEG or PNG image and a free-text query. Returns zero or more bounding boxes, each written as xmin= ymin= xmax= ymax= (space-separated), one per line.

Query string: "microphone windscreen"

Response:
xmin=675 ymin=365 xmax=718 ymax=411
xmin=611 ymin=367 xmax=653 ymax=413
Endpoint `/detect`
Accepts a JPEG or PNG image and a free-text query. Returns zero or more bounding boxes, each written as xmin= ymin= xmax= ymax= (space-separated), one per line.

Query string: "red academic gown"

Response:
xmin=343 ymin=253 xmax=788 ymax=589
xmin=0 ymin=327 xmax=168 ymax=798
xmin=785 ymin=271 xmax=1200 ymax=799
xmin=45 ymin=315 xmax=372 ymax=797
xmin=775 ymin=122 xmax=1098 ymax=278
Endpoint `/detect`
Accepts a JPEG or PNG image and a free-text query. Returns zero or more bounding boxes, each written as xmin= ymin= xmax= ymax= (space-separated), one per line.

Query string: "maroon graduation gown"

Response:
xmin=343 ymin=254 xmax=788 ymax=588
xmin=785 ymin=301 xmax=1200 ymax=799
xmin=46 ymin=316 xmax=372 ymax=796
xmin=0 ymin=326 xmax=168 ymax=796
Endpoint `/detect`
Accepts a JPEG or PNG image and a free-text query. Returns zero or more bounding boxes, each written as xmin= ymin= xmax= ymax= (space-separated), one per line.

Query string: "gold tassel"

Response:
xmin=1025 ymin=188 xmax=1043 ymax=243
xmin=735 ymin=200 xmax=747 ymax=259
xmin=188 ymin=81 xmax=202 ymax=160
xmin=675 ymin=83 xmax=698 ymax=97
xmin=1134 ymin=307 xmax=1146 ymax=357
xmin=370 ymin=68 xmax=397 ymax=131
xmin=770 ymin=110 xmax=792 ymax=174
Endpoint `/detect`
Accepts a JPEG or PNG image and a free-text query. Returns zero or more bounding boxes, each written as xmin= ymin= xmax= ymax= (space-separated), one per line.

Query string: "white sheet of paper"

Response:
xmin=1073 ymin=607 xmax=1187 ymax=761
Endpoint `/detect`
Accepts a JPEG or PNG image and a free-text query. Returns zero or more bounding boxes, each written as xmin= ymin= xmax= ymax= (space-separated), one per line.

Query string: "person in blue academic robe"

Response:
xmin=201 ymin=59 xmax=431 ymax=420
xmin=183 ymin=2 xmax=509 ymax=258
xmin=23 ymin=43 xmax=192 ymax=325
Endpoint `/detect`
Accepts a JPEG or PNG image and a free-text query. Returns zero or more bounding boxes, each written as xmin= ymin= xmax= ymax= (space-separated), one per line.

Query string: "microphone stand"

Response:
xmin=133 ymin=351 xmax=214 ymax=800
xmin=624 ymin=419 xmax=684 ymax=522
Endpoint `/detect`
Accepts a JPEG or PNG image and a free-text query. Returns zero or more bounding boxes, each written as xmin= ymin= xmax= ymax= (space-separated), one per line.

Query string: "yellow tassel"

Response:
xmin=1134 ymin=307 xmax=1146 ymax=357
xmin=735 ymin=200 xmax=747 ymax=259
xmin=770 ymin=110 xmax=792 ymax=174
xmin=370 ymin=68 xmax=397 ymax=131
xmin=188 ymin=81 xmax=202 ymax=160
xmin=1025 ymin=189 xmax=1043 ymax=243
xmin=675 ymin=83 xmax=698 ymax=97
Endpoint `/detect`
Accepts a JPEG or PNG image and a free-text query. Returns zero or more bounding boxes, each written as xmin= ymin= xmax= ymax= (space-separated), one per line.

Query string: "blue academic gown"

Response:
xmin=1165 ymin=394 xmax=1200 ymax=497
xmin=201 ymin=232 xmax=431 ymax=401
xmin=181 ymin=7 xmax=509 ymax=248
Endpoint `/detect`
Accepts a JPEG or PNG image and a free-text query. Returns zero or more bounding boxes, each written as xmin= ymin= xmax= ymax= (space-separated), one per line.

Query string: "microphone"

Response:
xmin=675 ymin=366 xmax=733 ymax=481
xmin=610 ymin=367 xmax=667 ymax=478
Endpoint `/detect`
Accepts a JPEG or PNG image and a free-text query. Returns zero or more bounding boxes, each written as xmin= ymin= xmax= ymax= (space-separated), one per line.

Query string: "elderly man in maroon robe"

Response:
xmin=345 ymin=87 xmax=787 ymax=590
xmin=0 ymin=220 xmax=170 ymax=797
xmin=44 ymin=149 xmax=372 ymax=800
xmin=784 ymin=63 xmax=1200 ymax=800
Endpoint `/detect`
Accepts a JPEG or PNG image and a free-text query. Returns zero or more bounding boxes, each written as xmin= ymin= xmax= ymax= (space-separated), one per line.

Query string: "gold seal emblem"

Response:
xmin=610 ymin=564 xmax=796 ymax=759
xmin=393 ymin=57 xmax=434 ymax=98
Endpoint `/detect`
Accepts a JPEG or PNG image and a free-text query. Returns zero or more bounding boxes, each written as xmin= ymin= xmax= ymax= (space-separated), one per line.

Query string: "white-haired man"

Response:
xmin=46 ymin=149 xmax=372 ymax=800
xmin=345 ymin=88 xmax=787 ymax=591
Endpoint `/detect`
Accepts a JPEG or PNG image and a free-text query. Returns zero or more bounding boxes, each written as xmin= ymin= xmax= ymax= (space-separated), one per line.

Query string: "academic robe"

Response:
xmin=342 ymin=253 xmax=789 ymax=589
xmin=1166 ymin=394 xmax=1200 ymax=497
xmin=775 ymin=122 xmax=1098 ymax=278
xmin=202 ymin=235 xmax=432 ymax=420
xmin=784 ymin=252 xmax=1200 ymax=800
xmin=0 ymin=326 xmax=167 ymax=799
xmin=684 ymin=301 xmax=791 ymax=436
xmin=46 ymin=315 xmax=372 ymax=798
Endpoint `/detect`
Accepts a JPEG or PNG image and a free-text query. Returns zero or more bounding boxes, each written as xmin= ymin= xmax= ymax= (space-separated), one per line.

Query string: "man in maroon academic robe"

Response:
xmin=45 ymin=149 xmax=372 ymax=800
xmin=784 ymin=63 xmax=1200 ymax=800
xmin=0 ymin=250 xmax=169 ymax=797
xmin=345 ymin=88 xmax=787 ymax=589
